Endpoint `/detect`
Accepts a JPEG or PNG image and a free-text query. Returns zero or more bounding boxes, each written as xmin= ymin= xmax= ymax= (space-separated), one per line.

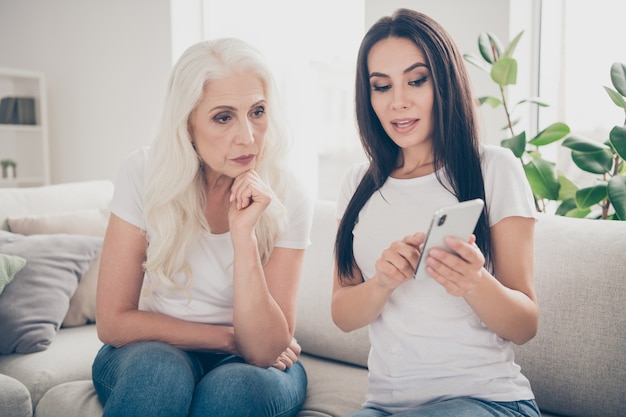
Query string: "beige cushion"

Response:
xmin=0 ymin=180 xmax=114 ymax=231
xmin=7 ymin=209 xmax=110 ymax=327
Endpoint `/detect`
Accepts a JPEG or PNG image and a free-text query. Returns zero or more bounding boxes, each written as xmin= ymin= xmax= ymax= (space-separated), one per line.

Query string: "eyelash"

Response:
xmin=371 ymin=76 xmax=429 ymax=92
xmin=213 ymin=106 xmax=266 ymax=124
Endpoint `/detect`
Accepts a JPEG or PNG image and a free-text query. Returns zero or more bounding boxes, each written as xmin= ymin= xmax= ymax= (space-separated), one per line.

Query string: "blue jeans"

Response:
xmin=345 ymin=398 xmax=540 ymax=417
xmin=92 ymin=341 xmax=307 ymax=417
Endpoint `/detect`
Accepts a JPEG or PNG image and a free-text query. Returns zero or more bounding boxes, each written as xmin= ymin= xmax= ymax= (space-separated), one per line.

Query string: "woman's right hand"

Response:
xmin=373 ymin=232 xmax=425 ymax=290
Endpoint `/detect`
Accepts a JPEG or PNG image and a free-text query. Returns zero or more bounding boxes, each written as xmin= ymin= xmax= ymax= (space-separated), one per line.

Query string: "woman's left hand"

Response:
xmin=271 ymin=338 xmax=301 ymax=371
xmin=228 ymin=169 xmax=273 ymax=234
xmin=425 ymin=235 xmax=486 ymax=296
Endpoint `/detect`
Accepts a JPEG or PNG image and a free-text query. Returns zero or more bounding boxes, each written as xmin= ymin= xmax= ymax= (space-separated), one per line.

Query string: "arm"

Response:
xmin=228 ymin=170 xmax=305 ymax=367
xmin=424 ymin=216 xmax=538 ymax=344
xmin=331 ymin=226 xmax=425 ymax=332
xmin=95 ymin=213 xmax=238 ymax=353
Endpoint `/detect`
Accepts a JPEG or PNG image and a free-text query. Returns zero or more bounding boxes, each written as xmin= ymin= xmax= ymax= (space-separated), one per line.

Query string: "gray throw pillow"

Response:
xmin=0 ymin=230 xmax=102 ymax=354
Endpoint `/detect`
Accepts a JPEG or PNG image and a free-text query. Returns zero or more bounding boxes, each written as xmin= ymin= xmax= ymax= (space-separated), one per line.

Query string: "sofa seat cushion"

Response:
xmin=0 ymin=373 xmax=32 ymax=417
xmin=35 ymin=380 xmax=102 ymax=417
xmin=0 ymin=325 xmax=103 ymax=410
xmin=297 ymin=354 xmax=367 ymax=416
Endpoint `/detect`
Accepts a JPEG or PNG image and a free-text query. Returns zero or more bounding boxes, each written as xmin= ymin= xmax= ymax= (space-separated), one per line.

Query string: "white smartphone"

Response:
xmin=413 ymin=198 xmax=485 ymax=280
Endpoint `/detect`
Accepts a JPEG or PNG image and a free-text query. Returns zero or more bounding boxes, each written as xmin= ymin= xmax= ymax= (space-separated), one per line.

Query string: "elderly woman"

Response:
xmin=92 ymin=38 xmax=312 ymax=417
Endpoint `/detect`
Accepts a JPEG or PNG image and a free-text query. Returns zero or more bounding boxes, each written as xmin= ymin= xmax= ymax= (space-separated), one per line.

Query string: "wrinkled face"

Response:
xmin=189 ymin=70 xmax=268 ymax=182
xmin=368 ymin=37 xmax=434 ymax=152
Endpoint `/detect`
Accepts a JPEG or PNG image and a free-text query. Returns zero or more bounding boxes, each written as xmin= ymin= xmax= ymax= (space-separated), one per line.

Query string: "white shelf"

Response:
xmin=0 ymin=67 xmax=49 ymax=188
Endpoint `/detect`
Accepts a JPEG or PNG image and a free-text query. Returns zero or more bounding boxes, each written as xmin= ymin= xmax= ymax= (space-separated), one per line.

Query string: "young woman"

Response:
xmin=332 ymin=9 xmax=540 ymax=417
xmin=92 ymin=38 xmax=312 ymax=417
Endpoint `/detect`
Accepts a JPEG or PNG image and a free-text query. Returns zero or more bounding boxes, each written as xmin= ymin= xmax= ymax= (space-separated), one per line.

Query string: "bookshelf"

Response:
xmin=0 ymin=67 xmax=50 ymax=187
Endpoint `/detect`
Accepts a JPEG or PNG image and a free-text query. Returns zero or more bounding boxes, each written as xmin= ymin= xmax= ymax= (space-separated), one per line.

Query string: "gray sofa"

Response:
xmin=0 ymin=181 xmax=624 ymax=417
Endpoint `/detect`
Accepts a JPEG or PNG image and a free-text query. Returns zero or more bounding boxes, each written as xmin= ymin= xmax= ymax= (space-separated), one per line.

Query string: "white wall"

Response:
xmin=0 ymin=0 xmax=172 ymax=184
xmin=0 ymin=0 xmax=536 ymax=185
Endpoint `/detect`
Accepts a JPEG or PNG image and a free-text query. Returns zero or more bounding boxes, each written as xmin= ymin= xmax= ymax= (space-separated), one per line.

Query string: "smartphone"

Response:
xmin=413 ymin=198 xmax=485 ymax=280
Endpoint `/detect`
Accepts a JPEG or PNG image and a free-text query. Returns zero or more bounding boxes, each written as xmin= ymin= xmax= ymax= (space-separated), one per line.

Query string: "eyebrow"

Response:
xmin=209 ymin=99 xmax=267 ymax=113
xmin=369 ymin=62 xmax=429 ymax=79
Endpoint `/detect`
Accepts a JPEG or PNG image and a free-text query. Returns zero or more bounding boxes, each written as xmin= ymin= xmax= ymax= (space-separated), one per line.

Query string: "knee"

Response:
xmin=190 ymin=362 xmax=307 ymax=416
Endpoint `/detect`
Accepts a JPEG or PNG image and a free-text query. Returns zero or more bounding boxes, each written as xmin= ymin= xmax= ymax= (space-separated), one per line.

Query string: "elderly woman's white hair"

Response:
xmin=143 ymin=38 xmax=290 ymax=294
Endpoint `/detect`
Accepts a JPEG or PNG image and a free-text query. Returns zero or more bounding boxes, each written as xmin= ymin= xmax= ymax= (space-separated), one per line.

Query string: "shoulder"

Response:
xmin=118 ymin=146 xmax=150 ymax=178
xmin=480 ymin=144 xmax=518 ymax=168
xmin=342 ymin=161 xmax=370 ymax=187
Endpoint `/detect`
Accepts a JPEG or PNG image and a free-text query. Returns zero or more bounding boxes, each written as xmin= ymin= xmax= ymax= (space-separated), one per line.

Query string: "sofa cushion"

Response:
xmin=7 ymin=209 xmax=110 ymax=327
xmin=295 ymin=200 xmax=370 ymax=368
xmin=0 ymin=373 xmax=32 ymax=417
xmin=35 ymin=380 xmax=103 ymax=417
xmin=0 ymin=231 xmax=102 ymax=354
xmin=513 ymin=213 xmax=626 ymax=417
xmin=0 ymin=325 xmax=103 ymax=410
xmin=0 ymin=180 xmax=114 ymax=231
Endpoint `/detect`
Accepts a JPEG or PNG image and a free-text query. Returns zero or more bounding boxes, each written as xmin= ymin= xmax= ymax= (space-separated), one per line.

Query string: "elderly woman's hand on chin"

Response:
xmin=228 ymin=169 xmax=273 ymax=236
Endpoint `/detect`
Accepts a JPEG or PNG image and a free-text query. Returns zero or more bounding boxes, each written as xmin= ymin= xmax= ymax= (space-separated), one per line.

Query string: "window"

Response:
xmin=202 ymin=0 xmax=366 ymax=200
xmin=538 ymin=0 xmax=626 ymax=185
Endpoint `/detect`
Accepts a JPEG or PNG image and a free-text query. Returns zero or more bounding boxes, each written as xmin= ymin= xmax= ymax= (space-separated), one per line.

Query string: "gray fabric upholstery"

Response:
xmin=0 ymin=373 xmax=32 ymax=417
xmin=513 ymin=213 xmax=626 ymax=417
xmin=296 ymin=200 xmax=370 ymax=368
xmin=0 ymin=232 xmax=102 ymax=354
xmin=0 ymin=326 xmax=104 ymax=410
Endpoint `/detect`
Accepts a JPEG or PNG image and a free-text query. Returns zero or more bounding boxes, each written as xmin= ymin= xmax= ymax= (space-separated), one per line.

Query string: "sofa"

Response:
xmin=0 ymin=180 xmax=624 ymax=417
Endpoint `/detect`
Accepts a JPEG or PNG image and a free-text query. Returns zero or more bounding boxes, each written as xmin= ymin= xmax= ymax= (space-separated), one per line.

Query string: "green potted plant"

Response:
xmin=464 ymin=32 xmax=626 ymax=220
xmin=1 ymin=159 xmax=16 ymax=179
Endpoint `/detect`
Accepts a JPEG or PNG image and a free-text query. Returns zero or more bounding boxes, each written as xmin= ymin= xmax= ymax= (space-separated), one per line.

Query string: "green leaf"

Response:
xmin=571 ymin=149 xmax=614 ymax=174
xmin=503 ymin=31 xmax=524 ymax=57
xmin=516 ymin=97 xmax=549 ymax=107
xmin=575 ymin=185 xmax=608 ymax=209
xmin=491 ymin=57 xmax=517 ymax=87
xmin=610 ymin=62 xmax=626 ymax=97
xmin=556 ymin=198 xmax=591 ymax=218
xmin=524 ymin=158 xmax=560 ymax=200
xmin=478 ymin=32 xmax=503 ymax=63
xmin=609 ymin=125 xmax=626 ymax=160
xmin=608 ymin=175 xmax=626 ymax=220
xmin=478 ymin=96 xmax=501 ymax=108
xmin=501 ymin=131 xmax=527 ymax=157
xmin=557 ymin=174 xmax=579 ymax=201
xmin=604 ymin=86 xmax=626 ymax=109
xmin=463 ymin=53 xmax=492 ymax=73
xmin=562 ymin=135 xmax=610 ymax=152
xmin=529 ymin=122 xmax=570 ymax=146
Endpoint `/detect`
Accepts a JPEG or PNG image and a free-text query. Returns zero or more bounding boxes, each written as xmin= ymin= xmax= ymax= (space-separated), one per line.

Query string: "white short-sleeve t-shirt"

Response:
xmin=336 ymin=145 xmax=537 ymax=413
xmin=110 ymin=147 xmax=314 ymax=326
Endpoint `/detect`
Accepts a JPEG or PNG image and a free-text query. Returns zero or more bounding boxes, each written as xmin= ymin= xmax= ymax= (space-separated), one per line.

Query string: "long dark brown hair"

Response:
xmin=335 ymin=8 xmax=491 ymax=282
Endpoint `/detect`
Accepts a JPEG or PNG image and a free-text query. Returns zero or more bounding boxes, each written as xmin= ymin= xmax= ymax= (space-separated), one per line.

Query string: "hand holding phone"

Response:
xmin=413 ymin=199 xmax=484 ymax=280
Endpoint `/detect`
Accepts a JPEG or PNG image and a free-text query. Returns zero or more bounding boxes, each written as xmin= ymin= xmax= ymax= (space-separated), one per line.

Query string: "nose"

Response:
xmin=391 ymin=86 xmax=409 ymax=110
xmin=235 ymin=118 xmax=255 ymax=145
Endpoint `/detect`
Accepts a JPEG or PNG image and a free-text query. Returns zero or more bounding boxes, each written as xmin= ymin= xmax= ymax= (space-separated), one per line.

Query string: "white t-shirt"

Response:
xmin=110 ymin=147 xmax=313 ymax=326
xmin=336 ymin=145 xmax=537 ymax=413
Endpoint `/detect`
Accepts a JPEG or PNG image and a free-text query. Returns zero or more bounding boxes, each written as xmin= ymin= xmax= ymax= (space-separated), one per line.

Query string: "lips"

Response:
xmin=391 ymin=118 xmax=418 ymax=133
xmin=232 ymin=154 xmax=255 ymax=165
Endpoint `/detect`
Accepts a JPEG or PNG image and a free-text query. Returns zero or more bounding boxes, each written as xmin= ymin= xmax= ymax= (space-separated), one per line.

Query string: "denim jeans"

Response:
xmin=345 ymin=398 xmax=541 ymax=417
xmin=92 ymin=341 xmax=307 ymax=417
